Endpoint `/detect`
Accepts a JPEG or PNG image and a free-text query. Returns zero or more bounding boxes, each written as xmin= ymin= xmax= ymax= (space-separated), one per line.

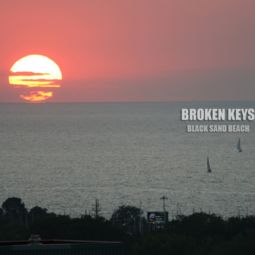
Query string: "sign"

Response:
xmin=147 ymin=212 xmax=168 ymax=224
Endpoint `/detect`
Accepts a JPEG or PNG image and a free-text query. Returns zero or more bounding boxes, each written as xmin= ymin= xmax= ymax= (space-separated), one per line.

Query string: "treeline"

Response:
xmin=0 ymin=197 xmax=255 ymax=255
xmin=132 ymin=213 xmax=255 ymax=255
xmin=0 ymin=197 xmax=132 ymax=241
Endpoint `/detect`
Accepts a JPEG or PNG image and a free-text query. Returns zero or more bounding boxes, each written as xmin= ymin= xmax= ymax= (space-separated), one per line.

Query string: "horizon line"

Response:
xmin=0 ymin=99 xmax=255 ymax=104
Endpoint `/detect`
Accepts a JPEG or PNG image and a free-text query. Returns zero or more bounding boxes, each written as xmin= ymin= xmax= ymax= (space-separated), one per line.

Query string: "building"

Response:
xmin=0 ymin=235 xmax=125 ymax=255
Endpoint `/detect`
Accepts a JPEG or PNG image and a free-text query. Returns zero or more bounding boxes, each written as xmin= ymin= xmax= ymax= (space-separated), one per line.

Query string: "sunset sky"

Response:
xmin=0 ymin=0 xmax=255 ymax=102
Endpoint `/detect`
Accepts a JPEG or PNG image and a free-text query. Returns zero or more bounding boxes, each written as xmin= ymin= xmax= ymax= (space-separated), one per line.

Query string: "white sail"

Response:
xmin=207 ymin=157 xmax=212 ymax=173
xmin=237 ymin=138 xmax=242 ymax=152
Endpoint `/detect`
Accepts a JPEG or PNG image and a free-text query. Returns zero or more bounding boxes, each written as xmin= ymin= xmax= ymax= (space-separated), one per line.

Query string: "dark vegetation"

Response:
xmin=0 ymin=197 xmax=255 ymax=254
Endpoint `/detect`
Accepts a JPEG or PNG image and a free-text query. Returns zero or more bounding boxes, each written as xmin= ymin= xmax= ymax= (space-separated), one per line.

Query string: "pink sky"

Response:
xmin=0 ymin=0 xmax=255 ymax=102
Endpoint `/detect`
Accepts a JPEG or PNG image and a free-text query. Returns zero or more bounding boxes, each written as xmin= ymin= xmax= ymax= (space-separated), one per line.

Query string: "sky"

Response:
xmin=0 ymin=0 xmax=255 ymax=102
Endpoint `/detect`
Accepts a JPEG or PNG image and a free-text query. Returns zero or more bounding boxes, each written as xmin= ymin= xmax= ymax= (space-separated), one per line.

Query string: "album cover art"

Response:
xmin=0 ymin=1 xmax=254 ymax=254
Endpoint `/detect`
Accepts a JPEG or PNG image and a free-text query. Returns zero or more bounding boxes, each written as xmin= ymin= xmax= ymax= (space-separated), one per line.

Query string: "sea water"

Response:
xmin=0 ymin=102 xmax=254 ymax=218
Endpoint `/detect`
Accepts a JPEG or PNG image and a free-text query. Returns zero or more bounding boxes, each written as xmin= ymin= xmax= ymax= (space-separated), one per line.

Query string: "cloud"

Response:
xmin=9 ymin=71 xmax=50 ymax=76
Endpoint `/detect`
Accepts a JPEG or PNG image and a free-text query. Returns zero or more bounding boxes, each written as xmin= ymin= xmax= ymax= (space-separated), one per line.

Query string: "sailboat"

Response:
xmin=237 ymin=138 xmax=242 ymax=152
xmin=207 ymin=157 xmax=212 ymax=173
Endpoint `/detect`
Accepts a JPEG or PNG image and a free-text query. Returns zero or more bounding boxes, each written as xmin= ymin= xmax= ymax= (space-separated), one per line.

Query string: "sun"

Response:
xmin=9 ymin=54 xmax=62 ymax=102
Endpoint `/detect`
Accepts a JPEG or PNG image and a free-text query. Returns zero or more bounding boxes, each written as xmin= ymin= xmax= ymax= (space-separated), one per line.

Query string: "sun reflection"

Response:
xmin=20 ymin=91 xmax=53 ymax=103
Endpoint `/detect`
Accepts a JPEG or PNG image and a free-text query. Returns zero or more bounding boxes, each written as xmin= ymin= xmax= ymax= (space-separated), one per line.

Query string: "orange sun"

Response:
xmin=9 ymin=54 xmax=62 ymax=102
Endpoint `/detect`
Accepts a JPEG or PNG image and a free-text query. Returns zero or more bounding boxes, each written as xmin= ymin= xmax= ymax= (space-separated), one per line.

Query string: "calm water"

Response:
xmin=0 ymin=102 xmax=255 ymax=218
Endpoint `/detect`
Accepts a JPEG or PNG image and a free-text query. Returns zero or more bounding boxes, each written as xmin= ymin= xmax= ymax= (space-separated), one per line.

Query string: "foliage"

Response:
xmin=0 ymin=197 xmax=255 ymax=254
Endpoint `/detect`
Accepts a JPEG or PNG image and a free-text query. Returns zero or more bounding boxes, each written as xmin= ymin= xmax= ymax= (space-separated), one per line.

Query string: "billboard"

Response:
xmin=147 ymin=212 xmax=169 ymax=224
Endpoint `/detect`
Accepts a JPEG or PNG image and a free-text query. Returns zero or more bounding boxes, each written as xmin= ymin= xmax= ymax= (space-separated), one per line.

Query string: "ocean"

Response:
xmin=0 ymin=102 xmax=255 ymax=218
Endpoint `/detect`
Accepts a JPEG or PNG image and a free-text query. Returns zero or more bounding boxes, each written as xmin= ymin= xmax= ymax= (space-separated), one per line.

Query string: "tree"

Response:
xmin=2 ymin=197 xmax=28 ymax=225
xmin=111 ymin=205 xmax=143 ymax=234
xmin=29 ymin=206 xmax=48 ymax=223
xmin=2 ymin=197 xmax=27 ymax=216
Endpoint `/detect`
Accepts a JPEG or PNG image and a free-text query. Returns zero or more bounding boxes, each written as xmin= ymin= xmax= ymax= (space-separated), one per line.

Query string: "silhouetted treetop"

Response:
xmin=2 ymin=197 xmax=27 ymax=215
